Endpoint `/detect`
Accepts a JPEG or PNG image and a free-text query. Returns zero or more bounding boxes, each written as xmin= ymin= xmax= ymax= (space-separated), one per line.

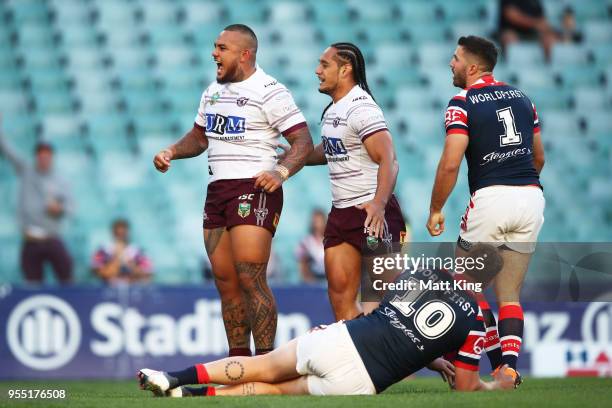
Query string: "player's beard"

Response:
xmin=217 ymin=61 xmax=241 ymax=84
xmin=452 ymin=69 xmax=467 ymax=88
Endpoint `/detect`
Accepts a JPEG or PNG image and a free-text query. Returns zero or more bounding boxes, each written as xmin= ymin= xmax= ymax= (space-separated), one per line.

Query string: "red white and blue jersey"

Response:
xmin=445 ymin=75 xmax=541 ymax=194
xmin=346 ymin=268 xmax=485 ymax=393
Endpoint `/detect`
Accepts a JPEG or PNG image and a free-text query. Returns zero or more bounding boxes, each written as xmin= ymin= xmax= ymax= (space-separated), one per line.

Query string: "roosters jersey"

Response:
xmin=195 ymin=67 xmax=307 ymax=184
xmin=346 ymin=268 xmax=485 ymax=393
xmin=321 ymin=86 xmax=389 ymax=208
xmin=445 ymin=75 xmax=541 ymax=194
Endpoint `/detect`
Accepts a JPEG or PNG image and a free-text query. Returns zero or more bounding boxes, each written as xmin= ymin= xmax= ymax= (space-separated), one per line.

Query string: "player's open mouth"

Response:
xmin=216 ymin=63 xmax=223 ymax=75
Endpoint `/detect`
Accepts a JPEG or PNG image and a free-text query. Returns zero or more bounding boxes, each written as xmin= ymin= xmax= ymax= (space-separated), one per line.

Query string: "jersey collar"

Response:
xmin=467 ymin=74 xmax=504 ymax=90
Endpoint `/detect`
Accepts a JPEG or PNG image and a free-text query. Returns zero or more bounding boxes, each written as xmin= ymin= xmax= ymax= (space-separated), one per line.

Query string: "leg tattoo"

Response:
xmin=235 ymin=262 xmax=277 ymax=350
xmin=224 ymin=361 xmax=245 ymax=382
xmin=221 ymin=297 xmax=251 ymax=349
xmin=204 ymin=227 xmax=225 ymax=256
xmin=242 ymin=383 xmax=256 ymax=396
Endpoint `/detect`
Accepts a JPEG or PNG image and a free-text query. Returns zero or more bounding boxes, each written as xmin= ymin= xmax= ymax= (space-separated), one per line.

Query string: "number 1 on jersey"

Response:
xmin=497 ymin=107 xmax=522 ymax=146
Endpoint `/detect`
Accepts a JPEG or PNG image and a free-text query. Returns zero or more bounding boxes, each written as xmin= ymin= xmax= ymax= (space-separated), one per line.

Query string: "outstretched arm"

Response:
xmin=153 ymin=124 xmax=208 ymax=173
xmin=306 ymin=143 xmax=327 ymax=166
xmin=0 ymin=116 xmax=27 ymax=174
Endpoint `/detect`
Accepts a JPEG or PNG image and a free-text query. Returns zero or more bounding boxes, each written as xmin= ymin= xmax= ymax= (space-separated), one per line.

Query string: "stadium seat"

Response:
xmin=50 ymin=0 xmax=93 ymax=25
xmin=93 ymin=0 xmax=136 ymax=28
xmin=347 ymin=0 xmax=395 ymax=23
xmin=5 ymin=0 xmax=51 ymax=24
xmin=590 ymin=44 xmax=612 ymax=67
xmin=556 ymin=65 xmax=603 ymax=88
xmin=268 ymin=1 xmax=310 ymax=23
xmin=309 ymin=0 xmax=350 ymax=26
xmin=316 ymin=24 xmax=360 ymax=46
xmin=583 ymin=21 xmax=612 ymax=44
xmin=396 ymin=1 xmax=440 ymax=23
xmin=439 ymin=0 xmax=487 ymax=21
xmin=527 ymin=87 xmax=571 ymax=111
xmin=136 ymin=0 xmax=179 ymax=25
xmin=450 ymin=22 xmax=491 ymax=39
xmin=108 ymin=47 xmax=152 ymax=70
xmin=574 ymin=87 xmax=611 ymax=111
xmin=116 ymin=68 xmax=157 ymax=92
xmin=26 ymin=69 xmax=71 ymax=93
xmin=181 ymin=1 xmax=224 ymax=26
xmin=0 ymin=69 xmax=22 ymax=92
xmin=417 ymin=44 xmax=453 ymax=67
xmin=34 ymin=91 xmax=76 ymax=115
xmin=512 ymin=67 xmax=557 ymax=90
xmin=223 ymin=0 xmax=269 ymax=24
xmin=506 ymin=43 xmax=545 ymax=66
xmin=374 ymin=44 xmax=413 ymax=68
xmin=58 ymin=24 xmax=100 ymax=48
xmin=121 ymin=90 xmax=166 ymax=115
xmin=156 ymin=66 xmax=209 ymax=92
xmin=145 ymin=25 xmax=187 ymax=47
xmin=395 ymin=86 xmax=444 ymax=112
xmin=356 ymin=22 xmax=407 ymax=44
xmin=102 ymin=27 xmax=145 ymax=48
xmin=15 ymin=24 xmax=57 ymax=48
xmin=154 ymin=46 xmax=197 ymax=69
xmin=551 ymin=43 xmax=590 ymax=66
xmin=406 ymin=24 xmax=450 ymax=44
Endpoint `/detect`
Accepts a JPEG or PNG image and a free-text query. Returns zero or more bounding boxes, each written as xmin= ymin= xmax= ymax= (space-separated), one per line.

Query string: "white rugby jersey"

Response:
xmin=194 ymin=67 xmax=306 ymax=183
xmin=321 ymin=85 xmax=388 ymax=208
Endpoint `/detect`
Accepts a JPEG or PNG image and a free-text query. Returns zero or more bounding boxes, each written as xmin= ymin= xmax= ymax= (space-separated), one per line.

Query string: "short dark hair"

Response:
xmin=223 ymin=23 xmax=258 ymax=52
xmin=457 ymin=35 xmax=498 ymax=71
xmin=34 ymin=141 xmax=53 ymax=154
xmin=112 ymin=218 xmax=130 ymax=230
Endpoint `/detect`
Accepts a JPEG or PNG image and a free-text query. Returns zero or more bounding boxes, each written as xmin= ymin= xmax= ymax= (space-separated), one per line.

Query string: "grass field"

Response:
xmin=1 ymin=377 xmax=611 ymax=408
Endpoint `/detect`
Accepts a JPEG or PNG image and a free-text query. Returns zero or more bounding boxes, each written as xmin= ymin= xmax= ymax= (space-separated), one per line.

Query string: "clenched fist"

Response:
xmin=153 ymin=149 xmax=173 ymax=173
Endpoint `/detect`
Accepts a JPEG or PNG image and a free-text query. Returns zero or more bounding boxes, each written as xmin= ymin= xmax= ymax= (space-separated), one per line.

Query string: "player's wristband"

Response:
xmin=274 ymin=165 xmax=290 ymax=181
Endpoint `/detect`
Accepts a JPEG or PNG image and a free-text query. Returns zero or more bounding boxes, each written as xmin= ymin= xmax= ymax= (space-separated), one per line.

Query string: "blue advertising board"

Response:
xmin=1 ymin=285 xmax=611 ymax=379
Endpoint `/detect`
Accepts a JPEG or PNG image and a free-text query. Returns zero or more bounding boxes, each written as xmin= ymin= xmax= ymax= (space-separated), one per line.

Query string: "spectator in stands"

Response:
xmin=558 ymin=7 xmax=582 ymax=44
xmin=0 ymin=121 xmax=74 ymax=284
xmin=91 ymin=218 xmax=153 ymax=285
xmin=498 ymin=0 xmax=557 ymax=61
xmin=295 ymin=209 xmax=326 ymax=283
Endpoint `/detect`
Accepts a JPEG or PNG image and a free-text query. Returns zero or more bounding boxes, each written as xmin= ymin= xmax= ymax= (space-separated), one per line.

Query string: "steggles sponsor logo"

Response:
xmin=480 ymin=147 xmax=531 ymax=165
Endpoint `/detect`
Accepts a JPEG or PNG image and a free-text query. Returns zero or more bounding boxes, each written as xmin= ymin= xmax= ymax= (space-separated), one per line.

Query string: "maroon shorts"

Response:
xmin=203 ymin=178 xmax=283 ymax=236
xmin=323 ymin=195 xmax=407 ymax=254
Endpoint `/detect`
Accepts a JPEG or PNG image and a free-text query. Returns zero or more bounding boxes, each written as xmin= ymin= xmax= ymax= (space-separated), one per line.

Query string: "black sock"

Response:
xmin=166 ymin=366 xmax=197 ymax=387
xmin=183 ymin=386 xmax=215 ymax=397
xmin=481 ymin=307 xmax=503 ymax=370
xmin=255 ymin=348 xmax=273 ymax=355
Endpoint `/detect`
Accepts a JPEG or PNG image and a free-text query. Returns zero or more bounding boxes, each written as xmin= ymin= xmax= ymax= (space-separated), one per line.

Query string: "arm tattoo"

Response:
xmin=235 ymin=262 xmax=277 ymax=350
xmin=170 ymin=126 xmax=208 ymax=160
xmin=204 ymin=227 xmax=225 ymax=256
xmin=242 ymin=383 xmax=256 ymax=395
xmin=279 ymin=127 xmax=314 ymax=176
xmin=224 ymin=360 xmax=245 ymax=381
xmin=306 ymin=143 xmax=327 ymax=166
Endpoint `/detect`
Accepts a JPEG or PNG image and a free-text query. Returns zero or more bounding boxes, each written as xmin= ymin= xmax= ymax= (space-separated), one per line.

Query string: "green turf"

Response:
xmin=0 ymin=377 xmax=610 ymax=407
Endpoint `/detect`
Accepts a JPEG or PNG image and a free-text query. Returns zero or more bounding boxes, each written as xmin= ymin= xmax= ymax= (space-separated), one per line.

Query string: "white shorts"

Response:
xmin=295 ymin=321 xmax=376 ymax=396
xmin=459 ymin=185 xmax=545 ymax=253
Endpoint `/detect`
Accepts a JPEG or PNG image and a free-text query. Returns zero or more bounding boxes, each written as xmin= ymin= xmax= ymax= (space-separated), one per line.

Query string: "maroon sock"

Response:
xmin=229 ymin=347 xmax=252 ymax=357
xmin=255 ymin=348 xmax=273 ymax=355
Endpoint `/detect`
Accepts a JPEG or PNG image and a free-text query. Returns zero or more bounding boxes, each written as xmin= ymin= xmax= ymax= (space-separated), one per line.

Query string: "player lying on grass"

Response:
xmin=138 ymin=244 xmax=516 ymax=397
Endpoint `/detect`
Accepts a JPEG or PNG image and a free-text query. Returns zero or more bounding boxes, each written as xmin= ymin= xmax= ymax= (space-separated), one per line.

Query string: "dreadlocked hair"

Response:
xmin=320 ymin=42 xmax=375 ymax=122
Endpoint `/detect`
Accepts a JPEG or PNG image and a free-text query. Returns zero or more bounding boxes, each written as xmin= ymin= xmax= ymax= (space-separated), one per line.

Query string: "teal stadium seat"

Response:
xmin=49 ymin=0 xmax=93 ymax=25
xmin=181 ymin=1 xmax=225 ymax=27
xmin=122 ymin=89 xmax=166 ymax=115
xmin=375 ymin=44 xmax=413 ymax=68
xmin=35 ymin=90 xmax=76 ymax=115
xmin=506 ymin=43 xmax=545 ymax=66
xmin=356 ymin=22 xmax=407 ymax=44
xmin=574 ymin=87 xmax=611 ymax=111
xmin=347 ymin=0 xmax=395 ymax=23
xmin=438 ymin=0 xmax=487 ymax=22
xmin=116 ymin=68 xmax=157 ymax=92
xmin=224 ymin=0 xmax=269 ymax=24
xmin=551 ymin=43 xmax=590 ymax=66
xmin=556 ymin=65 xmax=603 ymax=88
xmin=94 ymin=0 xmax=136 ymax=29
xmin=316 ymin=24 xmax=360 ymax=46
xmin=156 ymin=66 xmax=209 ymax=92
xmin=108 ymin=47 xmax=152 ymax=70
xmin=527 ymin=87 xmax=571 ymax=111
xmin=308 ymin=0 xmax=351 ymax=23
xmin=583 ymin=21 xmax=612 ymax=44
xmin=136 ymin=0 xmax=179 ymax=25
xmin=268 ymin=1 xmax=310 ymax=24
xmin=590 ymin=44 xmax=612 ymax=67
xmin=41 ymin=114 xmax=86 ymax=152
xmin=85 ymin=114 xmax=132 ymax=156
xmin=154 ymin=46 xmax=197 ymax=70
xmin=102 ymin=27 xmax=145 ymax=49
xmin=15 ymin=24 xmax=57 ymax=48
xmin=5 ymin=0 xmax=51 ymax=24
xmin=26 ymin=69 xmax=71 ymax=93
xmin=58 ymin=24 xmax=100 ymax=48
xmin=396 ymin=1 xmax=440 ymax=24
xmin=64 ymin=47 xmax=107 ymax=70
xmin=145 ymin=25 xmax=187 ymax=47
xmin=405 ymin=23 xmax=450 ymax=44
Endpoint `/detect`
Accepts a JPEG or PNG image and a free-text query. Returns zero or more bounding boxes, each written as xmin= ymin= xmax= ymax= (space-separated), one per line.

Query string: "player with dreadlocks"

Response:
xmin=305 ymin=42 xmax=406 ymax=320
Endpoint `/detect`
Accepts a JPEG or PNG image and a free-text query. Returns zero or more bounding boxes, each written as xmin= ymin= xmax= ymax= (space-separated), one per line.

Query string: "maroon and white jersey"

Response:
xmin=321 ymin=86 xmax=388 ymax=208
xmin=195 ymin=67 xmax=307 ymax=184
